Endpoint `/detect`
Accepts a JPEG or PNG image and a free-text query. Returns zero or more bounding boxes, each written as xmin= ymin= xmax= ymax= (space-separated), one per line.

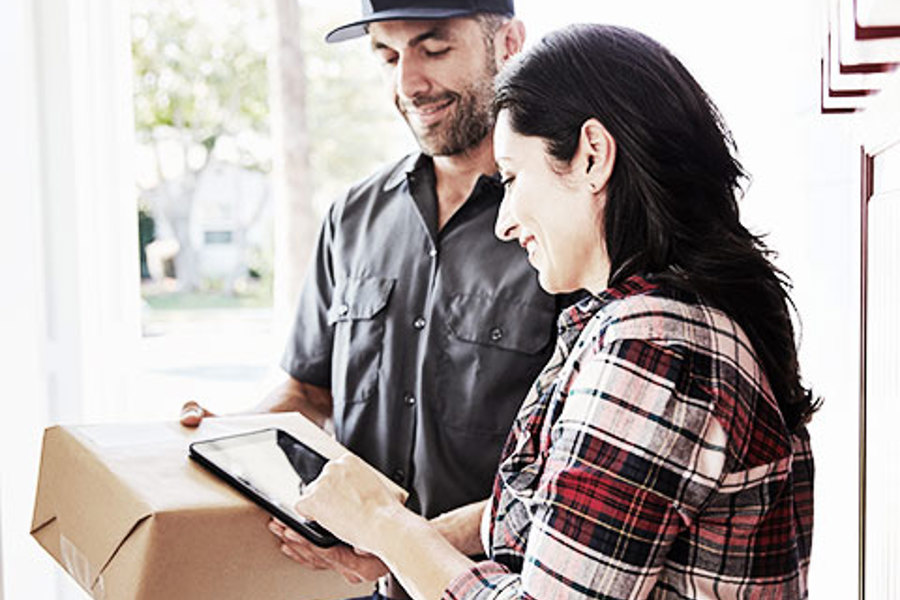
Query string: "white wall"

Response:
xmin=0 ymin=487 xmax=4 ymax=600
xmin=0 ymin=0 xmax=140 ymax=597
xmin=0 ymin=0 xmax=57 ymax=596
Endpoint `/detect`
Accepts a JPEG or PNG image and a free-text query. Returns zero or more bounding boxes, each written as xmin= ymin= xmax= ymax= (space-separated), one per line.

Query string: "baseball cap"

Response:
xmin=325 ymin=0 xmax=515 ymax=43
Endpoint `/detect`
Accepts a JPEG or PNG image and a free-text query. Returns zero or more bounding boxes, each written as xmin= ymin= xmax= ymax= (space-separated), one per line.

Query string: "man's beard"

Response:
xmin=398 ymin=59 xmax=497 ymax=157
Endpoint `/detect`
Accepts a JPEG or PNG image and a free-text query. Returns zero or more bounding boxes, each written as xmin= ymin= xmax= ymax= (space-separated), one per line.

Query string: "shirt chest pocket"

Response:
xmin=437 ymin=294 xmax=555 ymax=436
xmin=328 ymin=277 xmax=395 ymax=406
xmin=446 ymin=295 xmax=553 ymax=354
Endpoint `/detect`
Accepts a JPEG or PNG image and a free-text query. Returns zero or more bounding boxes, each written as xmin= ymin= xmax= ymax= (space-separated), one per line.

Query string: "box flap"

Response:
xmin=31 ymin=426 xmax=154 ymax=591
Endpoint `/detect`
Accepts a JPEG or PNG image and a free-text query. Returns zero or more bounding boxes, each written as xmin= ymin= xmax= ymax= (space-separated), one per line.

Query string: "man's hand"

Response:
xmin=179 ymin=400 xmax=216 ymax=427
xmin=268 ymin=518 xmax=389 ymax=584
xmin=178 ymin=378 xmax=333 ymax=429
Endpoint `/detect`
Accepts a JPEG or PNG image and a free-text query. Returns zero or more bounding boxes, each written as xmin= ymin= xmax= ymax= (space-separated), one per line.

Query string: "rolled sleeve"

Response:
xmin=279 ymin=202 xmax=338 ymax=387
xmin=443 ymin=561 xmax=518 ymax=600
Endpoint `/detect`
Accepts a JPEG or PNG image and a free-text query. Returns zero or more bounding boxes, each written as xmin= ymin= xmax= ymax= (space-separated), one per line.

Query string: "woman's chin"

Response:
xmin=536 ymin=270 xmax=563 ymax=295
xmin=537 ymin=269 xmax=584 ymax=296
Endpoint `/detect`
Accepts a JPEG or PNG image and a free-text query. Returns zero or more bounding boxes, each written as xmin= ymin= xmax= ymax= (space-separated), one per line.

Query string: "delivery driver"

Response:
xmin=181 ymin=2 xmax=562 ymax=598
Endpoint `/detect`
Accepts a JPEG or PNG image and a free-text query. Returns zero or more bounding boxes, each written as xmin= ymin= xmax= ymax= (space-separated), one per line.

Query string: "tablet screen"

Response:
xmin=191 ymin=429 xmax=328 ymax=526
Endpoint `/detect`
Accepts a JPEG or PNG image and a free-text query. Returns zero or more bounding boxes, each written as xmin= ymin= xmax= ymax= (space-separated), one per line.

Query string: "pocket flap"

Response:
xmin=446 ymin=294 xmax=553 ymax=355
xmin=328 ymin=277 xmax=395 ymax=323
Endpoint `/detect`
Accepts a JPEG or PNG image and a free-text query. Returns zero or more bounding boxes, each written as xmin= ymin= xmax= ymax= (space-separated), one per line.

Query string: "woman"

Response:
xmin=295 ymin=24 xmax=817 ymax=600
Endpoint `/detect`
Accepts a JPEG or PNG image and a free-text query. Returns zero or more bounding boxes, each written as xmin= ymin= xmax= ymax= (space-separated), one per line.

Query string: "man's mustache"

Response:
xmin=397 ymin=92 xmax=459 ymax=114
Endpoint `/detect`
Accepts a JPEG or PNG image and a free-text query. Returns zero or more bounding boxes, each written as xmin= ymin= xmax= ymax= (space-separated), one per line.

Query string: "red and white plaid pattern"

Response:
xmin=444 ymin=275 xmax=814 ymax=600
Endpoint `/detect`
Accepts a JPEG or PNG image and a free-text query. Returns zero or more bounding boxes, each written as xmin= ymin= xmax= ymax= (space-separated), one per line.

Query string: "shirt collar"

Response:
xmin=382 ymin=152 xmax=504 ymax=199
xmin=556 ymin=274 xmax=659 ymax=349
xmin=382 ymin=152 xmax=424 ymax=192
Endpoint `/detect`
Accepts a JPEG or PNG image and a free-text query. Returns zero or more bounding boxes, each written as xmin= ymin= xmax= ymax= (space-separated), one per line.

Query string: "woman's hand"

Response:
xmin=294 ymin=453 xmax=406 ymax=556
xmin=296 ymin=453 xmax=477 ymax=600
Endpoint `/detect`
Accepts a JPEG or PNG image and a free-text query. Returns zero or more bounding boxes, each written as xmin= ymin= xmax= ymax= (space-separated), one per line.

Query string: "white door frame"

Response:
xmin=1 ymin=0 xmax=140 ymax=596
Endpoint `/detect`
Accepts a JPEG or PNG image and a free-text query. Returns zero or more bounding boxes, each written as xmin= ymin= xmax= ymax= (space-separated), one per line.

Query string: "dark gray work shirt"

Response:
xmin=281 ymin=153 xmax=559 ymax=518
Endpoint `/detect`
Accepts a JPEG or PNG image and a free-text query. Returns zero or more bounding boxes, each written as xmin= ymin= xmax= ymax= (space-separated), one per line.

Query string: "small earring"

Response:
xmin=589 ymin=182 xmax=599 ymax=194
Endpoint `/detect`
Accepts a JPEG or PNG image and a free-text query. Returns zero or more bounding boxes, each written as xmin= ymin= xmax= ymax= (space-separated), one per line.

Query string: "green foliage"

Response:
xmin=132 ymin=0 xmax=412 ymax=204
xmin=143 ymin=290 xmax=272 ymax=311
xmin=132 ymin=0 xmax=271 ymax=171
xmin=302 ymin=4 xmax=414 ymax=212
xmin=137 ymin=205 xmax=156 ymax=279
xmin=133 ymin=0 xmax=414 ymax=304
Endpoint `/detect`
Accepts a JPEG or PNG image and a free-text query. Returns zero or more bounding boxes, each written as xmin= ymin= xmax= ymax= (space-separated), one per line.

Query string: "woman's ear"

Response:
xmin=577 ymin=118 xmax=616 ymax=194
xmin=494 ymin=19 xmax=526 ymax=67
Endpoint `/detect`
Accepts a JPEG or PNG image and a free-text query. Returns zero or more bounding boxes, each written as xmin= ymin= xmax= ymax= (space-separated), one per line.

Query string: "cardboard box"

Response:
xmin=31 ymin=413 xmax=402 ymax=599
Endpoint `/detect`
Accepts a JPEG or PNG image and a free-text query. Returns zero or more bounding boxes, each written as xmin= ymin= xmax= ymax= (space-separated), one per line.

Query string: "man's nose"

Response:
xmin=494 ymin=195 xmax=517 ymax=242
xmin=396 ymin=53 xmax=430 ymax=101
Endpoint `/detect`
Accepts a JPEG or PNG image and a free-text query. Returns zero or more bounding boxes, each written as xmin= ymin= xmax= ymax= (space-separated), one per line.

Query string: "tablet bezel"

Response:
xmin=189 ymin=427 xmax=342 ymax=548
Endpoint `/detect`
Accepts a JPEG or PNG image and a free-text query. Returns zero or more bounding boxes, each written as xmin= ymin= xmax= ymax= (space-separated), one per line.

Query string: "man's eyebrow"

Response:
xmin=371 ymin=39 xmax=391 ymax=52
xmin=409 ymin=26 xmax=451 ymax=47
xmin=371 ymin=25 xmax=452 ymax=52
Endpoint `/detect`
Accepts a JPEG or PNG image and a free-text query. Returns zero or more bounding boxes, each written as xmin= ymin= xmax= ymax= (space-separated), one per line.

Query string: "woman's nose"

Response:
xmin=494 ymin=195 xmax=518 ymax=242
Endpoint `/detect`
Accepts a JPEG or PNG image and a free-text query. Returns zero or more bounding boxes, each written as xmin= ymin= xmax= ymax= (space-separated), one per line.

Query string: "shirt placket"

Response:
xmin=391 ymin=169 xmax=442 ymax=505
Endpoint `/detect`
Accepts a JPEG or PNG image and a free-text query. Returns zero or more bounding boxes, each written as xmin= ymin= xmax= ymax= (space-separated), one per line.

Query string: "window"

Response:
xmin=204 ymin=230 xmax=234 ymax=244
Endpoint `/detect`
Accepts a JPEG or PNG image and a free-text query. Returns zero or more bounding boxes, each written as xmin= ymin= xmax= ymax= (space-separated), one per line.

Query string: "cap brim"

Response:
xmin=325 ymin=7 xmax=479 ymax=43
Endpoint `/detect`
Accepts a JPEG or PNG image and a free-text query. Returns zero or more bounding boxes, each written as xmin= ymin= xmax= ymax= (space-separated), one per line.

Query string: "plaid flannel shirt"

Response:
xmin=444 ymin=275 xmax=814 ymax=600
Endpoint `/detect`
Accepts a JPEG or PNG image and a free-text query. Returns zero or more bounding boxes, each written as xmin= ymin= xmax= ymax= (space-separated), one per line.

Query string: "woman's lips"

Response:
xmin=520 ymin=236 xmax=536 ymax=258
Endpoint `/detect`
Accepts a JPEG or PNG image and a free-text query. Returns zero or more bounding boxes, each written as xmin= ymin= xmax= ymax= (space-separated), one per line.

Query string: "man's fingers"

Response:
xmin=273 ymin=521 xmax=384 ymax=582
xmin=324 ymin=556 xmax=364 ymax=584
xmin=180 ymin=401 xmax=213 ymax=427
xmin=281 ymin=528 xmax=343 ymax=563
xmin=279 ymin=527 xmax=337 ymax=571
xmin=354 ymin=558 xmax=389 ymax=581
xmin=341 ymin=571 xmax=364 ymax=585
xmin=282 ymin=527 xmax=309 ymax=545
xmin=268 ymin=520 xmax=286 ymax=539
xmin=280 ymin=529 xmax=374 ymax=582
xmin=279 ymin=542 xmax=329 ymax=569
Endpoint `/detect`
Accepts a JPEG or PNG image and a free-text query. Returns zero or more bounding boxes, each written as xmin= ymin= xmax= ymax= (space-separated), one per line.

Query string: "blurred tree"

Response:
xmin=269 ymin=0 xmax=313 ymax=320
xmin=301 ymin=4 xmax=414 ymax=214
xmin=137 ymin=204 xmax=155 ymax=279
xmin=133 ymin=0 xmax=271 ymax=292
xmin=132 ymin=0 xmax=411 ymax=297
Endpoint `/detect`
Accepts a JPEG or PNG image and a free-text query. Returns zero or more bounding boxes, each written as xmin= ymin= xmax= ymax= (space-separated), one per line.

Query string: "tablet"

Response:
xmin=189 ymin=428 xmax=342 ymax=547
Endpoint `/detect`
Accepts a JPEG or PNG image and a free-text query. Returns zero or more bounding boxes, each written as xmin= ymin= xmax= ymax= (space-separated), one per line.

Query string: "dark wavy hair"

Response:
xmin=494 ymin=24 xmax=818 ymax=431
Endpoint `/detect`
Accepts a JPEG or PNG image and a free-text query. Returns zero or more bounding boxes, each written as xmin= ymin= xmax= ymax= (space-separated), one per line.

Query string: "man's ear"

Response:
xmin=577 ymin=118 xmax=616 ymax=194
xmin=494 ymin=19 xmax=526 ymax=68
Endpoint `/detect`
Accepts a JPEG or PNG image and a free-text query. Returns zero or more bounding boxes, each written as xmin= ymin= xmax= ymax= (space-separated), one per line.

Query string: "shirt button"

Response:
xmin=404 ymin=394 xmax=416 ymax=406
xmin=490 ymin=327 xmax=504 ymax=342
xmin=337 ymin=303 xmax=349 ymax=316
xmin=413 ymin=316 xmax=426 ymax=330
xmin=392 ymin=469 xmax=405 ymax=483
xmin=428 ymin=248 xmax=437 ymax=258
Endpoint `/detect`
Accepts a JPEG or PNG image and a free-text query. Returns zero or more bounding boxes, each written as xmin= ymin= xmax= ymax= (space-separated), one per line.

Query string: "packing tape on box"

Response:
xmin=60 ymin=534 xmax=106 ymax=599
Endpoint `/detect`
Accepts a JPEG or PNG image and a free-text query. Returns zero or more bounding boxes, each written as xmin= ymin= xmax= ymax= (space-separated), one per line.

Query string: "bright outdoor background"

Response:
xmin=128 ymin=0 xmax=414 ymax=422
xmin=1 ymin=0 xmax=866 ymax=598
